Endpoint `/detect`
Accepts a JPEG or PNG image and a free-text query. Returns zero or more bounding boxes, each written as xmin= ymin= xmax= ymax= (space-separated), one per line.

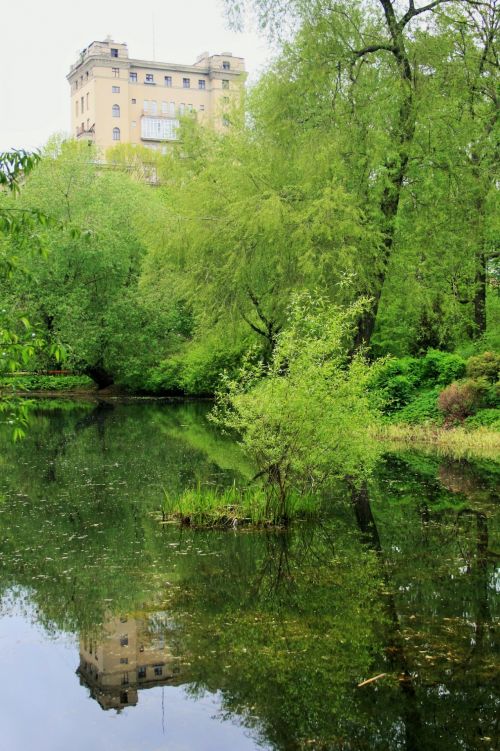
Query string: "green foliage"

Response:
xmin=419 ymin=350 xmax=467 ymax=387
xmin=390 ymin=387 xmax=443 ymax=425
xmin=2 ymin=139 xmax=179 ymax=388
xmin=463 ymin=408 xmax=500 ymax=431
xmin=212 ymin=294 xmax=382 ymax=517
xmin=152 ymin=333 xmax=253 ymax=395
xmin=466 ymin=351 xmax=500 ymax=383
xmin=372 ymin=357 xmax=421 ymax=412
xmin=0 ymin=374 xmax=94 ymax=392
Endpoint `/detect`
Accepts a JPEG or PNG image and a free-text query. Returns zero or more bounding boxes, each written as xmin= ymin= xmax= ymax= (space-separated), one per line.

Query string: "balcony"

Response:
xmin=76 ymin=126 xmax=95 ymax=142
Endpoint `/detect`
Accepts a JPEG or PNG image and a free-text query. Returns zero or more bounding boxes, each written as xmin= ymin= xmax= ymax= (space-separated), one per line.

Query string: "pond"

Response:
xmin=0 ymin=400 xmax=498 ymax=751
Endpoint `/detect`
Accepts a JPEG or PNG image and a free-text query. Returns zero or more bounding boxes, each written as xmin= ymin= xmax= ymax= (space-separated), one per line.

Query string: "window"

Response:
xmin=86 ymin=93 xmax=89 ymax=108
xmin=198 ymin=79 xmax=206 ymax=90
xmin=178 ymin=103 xmax=185 ymax=115
xmin=86 ymin=118 xmax=90 ymax=129
xmin=112 ymin=67 xmax=120 ymax=77
xmin=187 ymin=103 xmax=193 ymax=112
xmin=164 ymin=75 xmax=172 ymax=87
xmin=111 ymin=48 xmax=119 ymax=58
xmin=131 ymin=98 xmax=136 ymax=104
xmin=112 ymin=85 xmax=120 ymax=93
xmin=112 ymin=104 xmax=120 ymax=117
xmin=138 ymin=667 xmax=147 ymax=679
xmin=141 ymin=117 xmax=179 ymax=141
xmin=222 ymin=115 xmax=230 ymax=127
xmin=222 ymin=60 xmax=231 ymax=70
xmin=86 ymin=71 xmax=89 ymax=80
xmin=81 ymin=96 xmax=84 ymax=112
xmin=75 ymin=80 xmax=78 ymax=90
xmin=75 ymin=100 xmax=78 ymax=116
xmin=199 ymin=104 xmax=205 ymax=111
xmin=222 ymin=79 xmax=230 ymax=90
xmin=145 ymin=73 xmax=154 ymax=84
xmin=169 ymin=101 xmax=175 ymax=115
xmin=130 ymin=72 xmax=137 ymax=83
xmin=122 ymin=673 xmax=129 ymax=685
xmin=161 ymin=101 xmax=168 ymax=114
xmin=120 ymin=657 xmax=128 ymax=664
xmin=120 ymin=634 xmax=128 ymax=645
xmin=223 ymin=96 xmax=229 ymax=103
xmin=143 ymin=100 xmax=150 ymax=112
xmin=131 ymin=120 xmax=136 ymax=128
xmin=120 ymin=692 xmax=128 ymax=704
xmin=182 ymin=78 xmax=190 ymax=88
xmin=153 ymin=665 xmax=163 ymax=677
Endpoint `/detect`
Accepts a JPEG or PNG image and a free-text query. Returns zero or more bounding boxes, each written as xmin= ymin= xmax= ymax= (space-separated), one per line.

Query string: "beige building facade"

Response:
xmin=67 ymin=37 xmax=245 ymax=153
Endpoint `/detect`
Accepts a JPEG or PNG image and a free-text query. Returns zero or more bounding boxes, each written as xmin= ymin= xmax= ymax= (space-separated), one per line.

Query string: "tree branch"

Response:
xmin=352 ymin=44 xmax=396 ymax=58
xmin=399 ymin=0 xmax=454 ymax=29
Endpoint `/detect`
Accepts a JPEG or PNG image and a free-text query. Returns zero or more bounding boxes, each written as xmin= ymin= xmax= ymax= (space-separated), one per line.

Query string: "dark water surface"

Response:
xmin=0 ymin=400 xmax=498 ymax=751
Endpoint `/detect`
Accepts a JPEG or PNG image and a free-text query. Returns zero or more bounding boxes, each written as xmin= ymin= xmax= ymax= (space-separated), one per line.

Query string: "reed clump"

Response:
xmin=158 ymin=484 xmax=317 ymax=528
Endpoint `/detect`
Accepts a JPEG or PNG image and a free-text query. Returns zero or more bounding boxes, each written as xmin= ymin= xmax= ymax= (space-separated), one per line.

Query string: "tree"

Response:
xmin=3 ymin=139 xmax=180 ymax=389
xmin=0 ymin=149 xmax=60 ymax=437
xmin=224 ymin=0 xmax=499 ymax=348
xmin=212 ymin=294 xmax=382 ymax=519
xmin=142 ymin=119 xmax=379 ymax=360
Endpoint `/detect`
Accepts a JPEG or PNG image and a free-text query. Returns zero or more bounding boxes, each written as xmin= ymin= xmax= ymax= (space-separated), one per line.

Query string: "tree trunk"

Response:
xmin=86 ymin=365 xmax=114 ymax=390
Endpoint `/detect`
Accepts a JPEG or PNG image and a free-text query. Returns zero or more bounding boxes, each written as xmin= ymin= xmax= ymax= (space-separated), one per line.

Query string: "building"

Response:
xmin=78 ymin=610 xmax=185 ymax=711
xmin=67 ymin=37 xmax=245 ymax=153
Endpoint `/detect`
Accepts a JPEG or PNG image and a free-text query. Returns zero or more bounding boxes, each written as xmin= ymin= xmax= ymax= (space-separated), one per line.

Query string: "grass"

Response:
xmin=157 ymin=483 xmax=318 ymax=528
xmin=376 ymin=422 xmax=500 ymax=461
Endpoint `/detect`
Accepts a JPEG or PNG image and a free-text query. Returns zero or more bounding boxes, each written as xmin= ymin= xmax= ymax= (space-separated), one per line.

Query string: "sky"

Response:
xmin=0 ymin=0 xmax=272 ymax=152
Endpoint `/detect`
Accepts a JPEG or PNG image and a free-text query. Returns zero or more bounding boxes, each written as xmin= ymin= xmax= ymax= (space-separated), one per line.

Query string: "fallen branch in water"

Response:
xmin=357 ymin=673 xmax=387 ymax=688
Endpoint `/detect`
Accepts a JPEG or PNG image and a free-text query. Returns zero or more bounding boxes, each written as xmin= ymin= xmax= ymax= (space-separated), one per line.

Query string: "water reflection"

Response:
xmin=78 ymin=610 xmax=183 ymax=711
xmin=0 ymin=401 xmax=498 ymax=751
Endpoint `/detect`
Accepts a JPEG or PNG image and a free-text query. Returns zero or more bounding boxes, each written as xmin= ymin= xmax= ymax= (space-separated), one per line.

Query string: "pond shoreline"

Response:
xmin=377 ymin=422 xmax=500 ymax=461
xmin=3 ymin=389 xmax=499 ymax=461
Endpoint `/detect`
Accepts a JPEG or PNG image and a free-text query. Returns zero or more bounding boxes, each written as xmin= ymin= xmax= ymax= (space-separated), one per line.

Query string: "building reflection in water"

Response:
xmin=77 ymin=610 xmax=183 ymax=711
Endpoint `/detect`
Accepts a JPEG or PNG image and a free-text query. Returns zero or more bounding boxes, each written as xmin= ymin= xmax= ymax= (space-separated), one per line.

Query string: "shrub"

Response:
xmin=371 ymin=356 xmax=422 ymax=412
xmin=420 ymin=350 xmax=466 ymax=386
xmin=466 ymin=351 xmax=500 ymax=383
xmin=391 ymin=387 xmax=442 ymax=424
xmin=212 ymin=294 xmax=382 ymax=520
xmin=146 ymin=336 xmax=253 ymax=395
xmin=463 ymin=408 xmax=500 ymax=431
xmin=0 ymin=374 xmax=95 ymax=392
xmin=437 ymin=380 xmax=480 ymax=425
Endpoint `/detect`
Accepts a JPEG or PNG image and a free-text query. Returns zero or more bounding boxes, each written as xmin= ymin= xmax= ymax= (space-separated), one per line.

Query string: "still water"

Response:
xmin=0 ymin=400 xmax=498 ymax=751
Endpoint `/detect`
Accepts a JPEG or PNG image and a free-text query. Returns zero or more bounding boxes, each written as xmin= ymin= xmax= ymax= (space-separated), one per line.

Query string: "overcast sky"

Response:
xmin=0 ymin=0 xmax=272 ymax=152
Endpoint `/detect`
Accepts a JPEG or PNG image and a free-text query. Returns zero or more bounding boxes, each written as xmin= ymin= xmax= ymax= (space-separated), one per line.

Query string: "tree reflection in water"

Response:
xmin=0 ymin=404 xmax=497 ymax=750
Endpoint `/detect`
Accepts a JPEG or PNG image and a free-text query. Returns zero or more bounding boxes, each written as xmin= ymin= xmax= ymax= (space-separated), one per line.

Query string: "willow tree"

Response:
xmin=225 ymin=0 xmax=497 ymax=347
xmin=142 ymin=119 xmax=378 ymax=356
